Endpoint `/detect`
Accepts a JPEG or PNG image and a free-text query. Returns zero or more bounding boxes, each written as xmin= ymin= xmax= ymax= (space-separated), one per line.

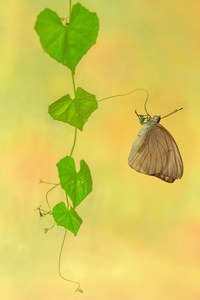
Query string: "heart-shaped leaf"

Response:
xmin=52 ymin=201 xmax=82 ymax=235
xmin=34 ymin=3 xmax=99 ymax=74
xmin=57 ymin=156 xmax=92 ymax=207
xmin=48 ymin=87 xmax=98 ymax=130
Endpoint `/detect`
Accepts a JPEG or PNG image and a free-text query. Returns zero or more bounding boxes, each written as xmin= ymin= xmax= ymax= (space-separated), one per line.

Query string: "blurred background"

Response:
xmin=1 ymin=0 xmax=200 ymax=299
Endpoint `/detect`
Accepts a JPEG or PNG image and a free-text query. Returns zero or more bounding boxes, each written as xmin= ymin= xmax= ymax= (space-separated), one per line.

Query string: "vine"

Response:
xmin=34 ymin=1 xmax=146 ymax=293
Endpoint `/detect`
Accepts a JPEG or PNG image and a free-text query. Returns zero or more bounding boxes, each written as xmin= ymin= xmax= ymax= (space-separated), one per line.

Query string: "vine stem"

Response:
xmin=69 ymin=0 xmax=72 ymax=22
xmin=57 ymin=28 xmax=81 ymax=289
xmin=70 ymin=127 xmax=77 ymax=157
xmin=45 ymin=184 xmax=60 ymax=210
xmin=58 ymin=230 xmax=83 ymax=293
xmin=71 ymin=72 xmax=76 ymax=96
xmin=98 ymin=88 xmax=148 ymax=103
xmin=39 ymin=179 xmax=58 ymax=185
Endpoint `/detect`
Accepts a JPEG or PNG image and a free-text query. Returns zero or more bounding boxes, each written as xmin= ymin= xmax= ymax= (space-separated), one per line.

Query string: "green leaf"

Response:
xmin=57 ymin=156 xmax=92 ymax=207
xmin=52 ymin=201 xmax=82 ymax=235
xmin=48 ymin=87 xmax=98 ymax=130
xmin=34 ymin=3 xmax=99 ymax=74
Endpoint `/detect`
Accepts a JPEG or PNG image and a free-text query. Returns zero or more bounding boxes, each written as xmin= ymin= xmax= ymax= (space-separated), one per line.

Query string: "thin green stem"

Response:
xmin=45 ymin=184 xmax=60 ymax=210
xmin=39 ymin=179 xmax=59 ymax=185
xmin=98 ymin=88 xmax=148 ymax=103
xmin=58 ymin=229 xmax=83 ymax=293
xmin=70 ymin=128 xmax=77 ymax=157
xmin=44 ymin=222 xmax=55 ymax=234
xmin=69 ymin=69 xmax=77 ymax=157
xmin=71 ymin=72 xmax=76 ymax=96
xmin=65 ymin=193 xmax=71 ymax=208
xmin=69 ymin=0 xmax=72 ymax=22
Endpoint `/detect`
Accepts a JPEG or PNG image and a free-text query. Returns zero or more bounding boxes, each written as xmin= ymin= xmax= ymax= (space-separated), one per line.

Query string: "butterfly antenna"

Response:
xmin=161 ymin=107 xmax=183 ymax=119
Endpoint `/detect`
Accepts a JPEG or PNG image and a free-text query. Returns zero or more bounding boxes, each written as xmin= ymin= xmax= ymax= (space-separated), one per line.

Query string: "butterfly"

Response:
xmin=128 ymin=100 xmax=183 ymax=183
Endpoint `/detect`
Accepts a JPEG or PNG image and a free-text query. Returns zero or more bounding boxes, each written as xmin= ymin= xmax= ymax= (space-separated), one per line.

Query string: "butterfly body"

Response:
xmin=128 ymin=114 xmax=183 ymax=183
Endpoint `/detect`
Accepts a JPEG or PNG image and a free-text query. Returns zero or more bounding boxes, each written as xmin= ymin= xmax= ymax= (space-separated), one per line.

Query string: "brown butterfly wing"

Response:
xmin=128 ymin=123 xmax=183 ymax=183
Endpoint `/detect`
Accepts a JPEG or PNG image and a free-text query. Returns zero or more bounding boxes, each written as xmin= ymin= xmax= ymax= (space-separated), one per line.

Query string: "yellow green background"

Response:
xmin=1 ymin=0 xmax=200 ymax=299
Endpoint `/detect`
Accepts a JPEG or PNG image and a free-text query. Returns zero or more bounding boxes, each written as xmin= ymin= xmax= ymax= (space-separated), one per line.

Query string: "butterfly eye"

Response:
xmin=152 ymin=115 xmax=161 ymax=123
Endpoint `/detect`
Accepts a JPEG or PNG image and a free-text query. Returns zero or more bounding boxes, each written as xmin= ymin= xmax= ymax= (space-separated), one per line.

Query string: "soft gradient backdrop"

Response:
xmin=1 ymin=0 xmax=200 ymax=299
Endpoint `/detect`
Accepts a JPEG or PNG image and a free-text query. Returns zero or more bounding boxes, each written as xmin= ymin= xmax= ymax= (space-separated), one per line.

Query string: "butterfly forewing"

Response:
xmin=128 ymin=119 xmax=183 ymax=183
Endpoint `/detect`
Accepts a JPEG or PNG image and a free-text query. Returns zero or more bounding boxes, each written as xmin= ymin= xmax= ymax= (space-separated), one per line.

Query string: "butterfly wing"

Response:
xmin=128 ymin=123 xmax=183 ymax=183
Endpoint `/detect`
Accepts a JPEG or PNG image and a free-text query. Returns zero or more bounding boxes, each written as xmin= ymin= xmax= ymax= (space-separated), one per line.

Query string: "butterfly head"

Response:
xmin=152 ymin=115 xmax=161 ymax=123
xmin=135 ymin=110 xmax=161 ymax=125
